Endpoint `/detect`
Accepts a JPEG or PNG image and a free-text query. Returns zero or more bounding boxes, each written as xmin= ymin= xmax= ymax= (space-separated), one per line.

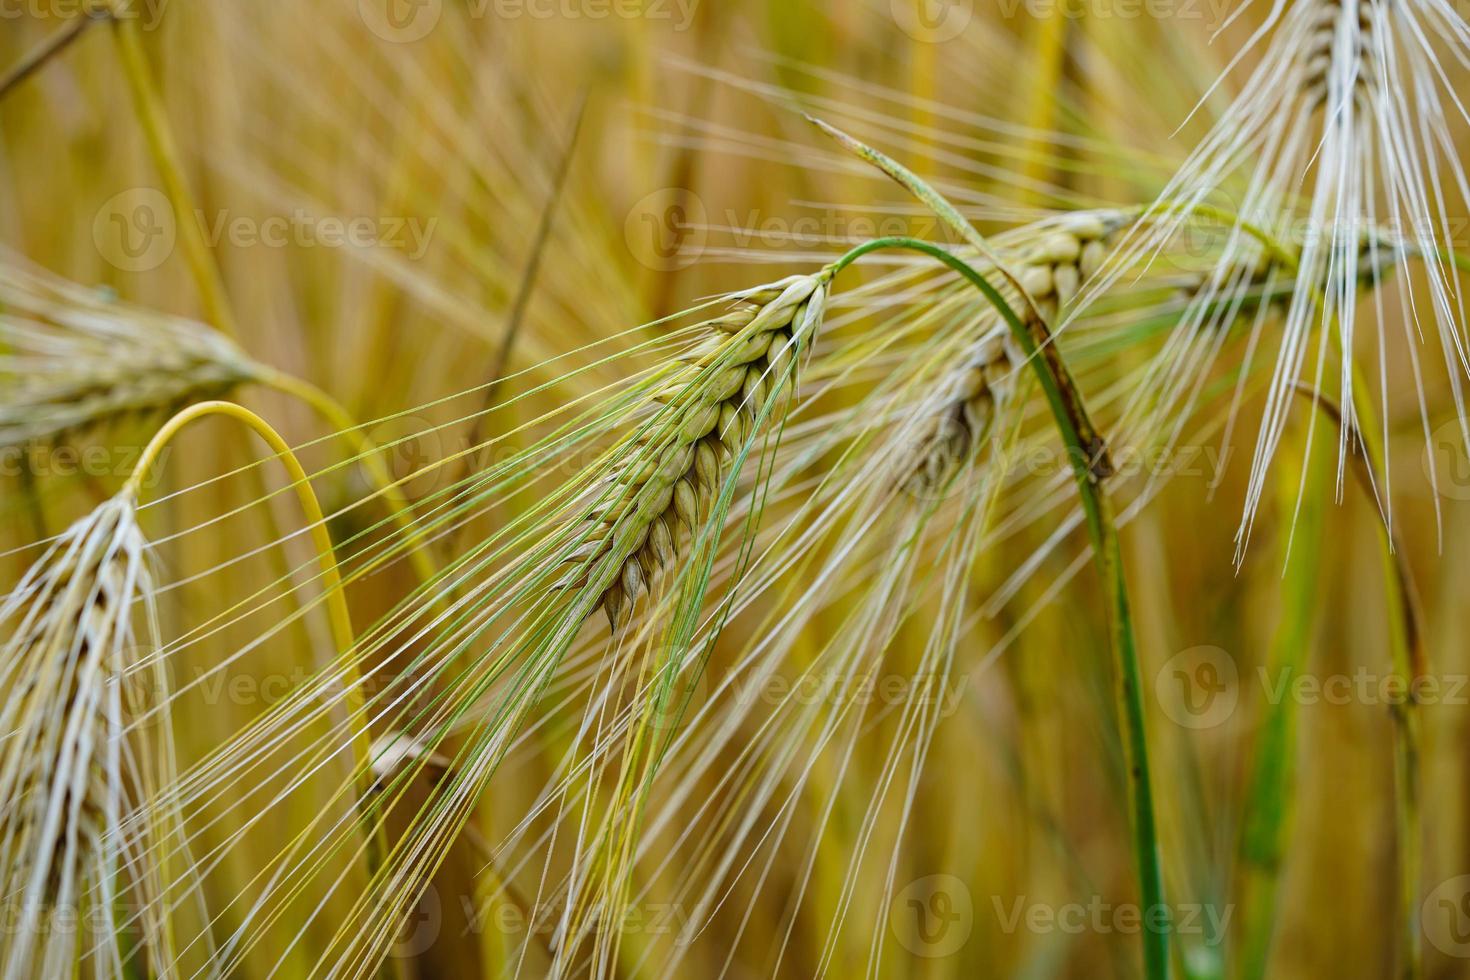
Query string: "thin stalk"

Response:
xmin=1235 ymin=422 xmax=1330 ymax=980
xmin=829 ymin=236 xmax=1166 ymax=980
xmin=451 ymin=92 xmax=587 ymax=502
xmin=125 ymin=401 xmax=391 ymax=892
xmin=1293 ymin=382 xmax=1424 ymax=980
xmin=106 ymin=6 xmax=238 ymax=338
xmin=1020 ymin=8 xmax=1070 ymax=206
xmin=811 ymin=116 xmax=1113 ymax=477
xmin=259 ymin=369 xmax=441 ymax=600
xmin=0 ymin=11 xmax=106 ymax=100
xmin=1151 ymin=205 xmax=1424 ymax=978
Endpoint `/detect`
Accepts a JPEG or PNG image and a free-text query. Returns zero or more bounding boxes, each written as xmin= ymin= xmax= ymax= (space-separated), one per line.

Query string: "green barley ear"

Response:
xmin=0 ymin=255 xmax=257 ymax=448
xmin=561 ymin=272 xmax=830 ymax=630
xmin=0 ymin=492 xmax=178 ymax=978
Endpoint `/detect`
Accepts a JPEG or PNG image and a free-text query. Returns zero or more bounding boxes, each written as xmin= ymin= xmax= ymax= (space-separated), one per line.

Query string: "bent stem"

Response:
xmin=260 ymin=369 xmax=442 ymax=600
xmin=125 ymin=401 xmax=390 ymax=887
xmin=830 ymin=236 xmax=1166 ymax=980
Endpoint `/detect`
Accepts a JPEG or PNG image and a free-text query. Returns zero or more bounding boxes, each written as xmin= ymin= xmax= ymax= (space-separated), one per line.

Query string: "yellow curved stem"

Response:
xmin=125 ymin=400 xmax=387 ymax=876
xmin=260 ymin=370 xmax=443 ymax=600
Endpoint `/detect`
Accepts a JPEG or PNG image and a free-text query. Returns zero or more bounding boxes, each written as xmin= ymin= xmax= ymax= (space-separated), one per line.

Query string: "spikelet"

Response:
xmin=905 ymin=213 xmax=1119 ymax=491
xmin=1016 ymin=211 xmax=1117 ymax=322
xmin=563 ymin=273 xmax=829 ymax=629
xmin=0 ymin=254 xmax=257 ymax=448
xmin=0 ymin=492 xmax=174 ymax=978
xmin=904 ymin=332 xmax=1019 ymax=495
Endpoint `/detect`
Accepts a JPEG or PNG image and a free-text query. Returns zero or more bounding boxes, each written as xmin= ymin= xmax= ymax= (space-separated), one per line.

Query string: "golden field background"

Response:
xmin=3 ymin=1 xmax=1470 ymax=977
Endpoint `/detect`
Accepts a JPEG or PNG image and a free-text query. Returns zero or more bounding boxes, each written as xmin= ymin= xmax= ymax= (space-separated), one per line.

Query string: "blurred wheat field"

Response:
xmin=4 ymin=0 xmax=1470 ymax=977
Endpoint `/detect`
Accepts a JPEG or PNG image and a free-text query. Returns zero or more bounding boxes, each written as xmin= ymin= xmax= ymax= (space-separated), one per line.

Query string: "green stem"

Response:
xmin=830 ymin=236 xmax=1167 ymax=980
xmin=1158 ymin=203 xmax=1424 ymax=979
xmin=1235 ymin=424 xmax=1329 ymax=980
